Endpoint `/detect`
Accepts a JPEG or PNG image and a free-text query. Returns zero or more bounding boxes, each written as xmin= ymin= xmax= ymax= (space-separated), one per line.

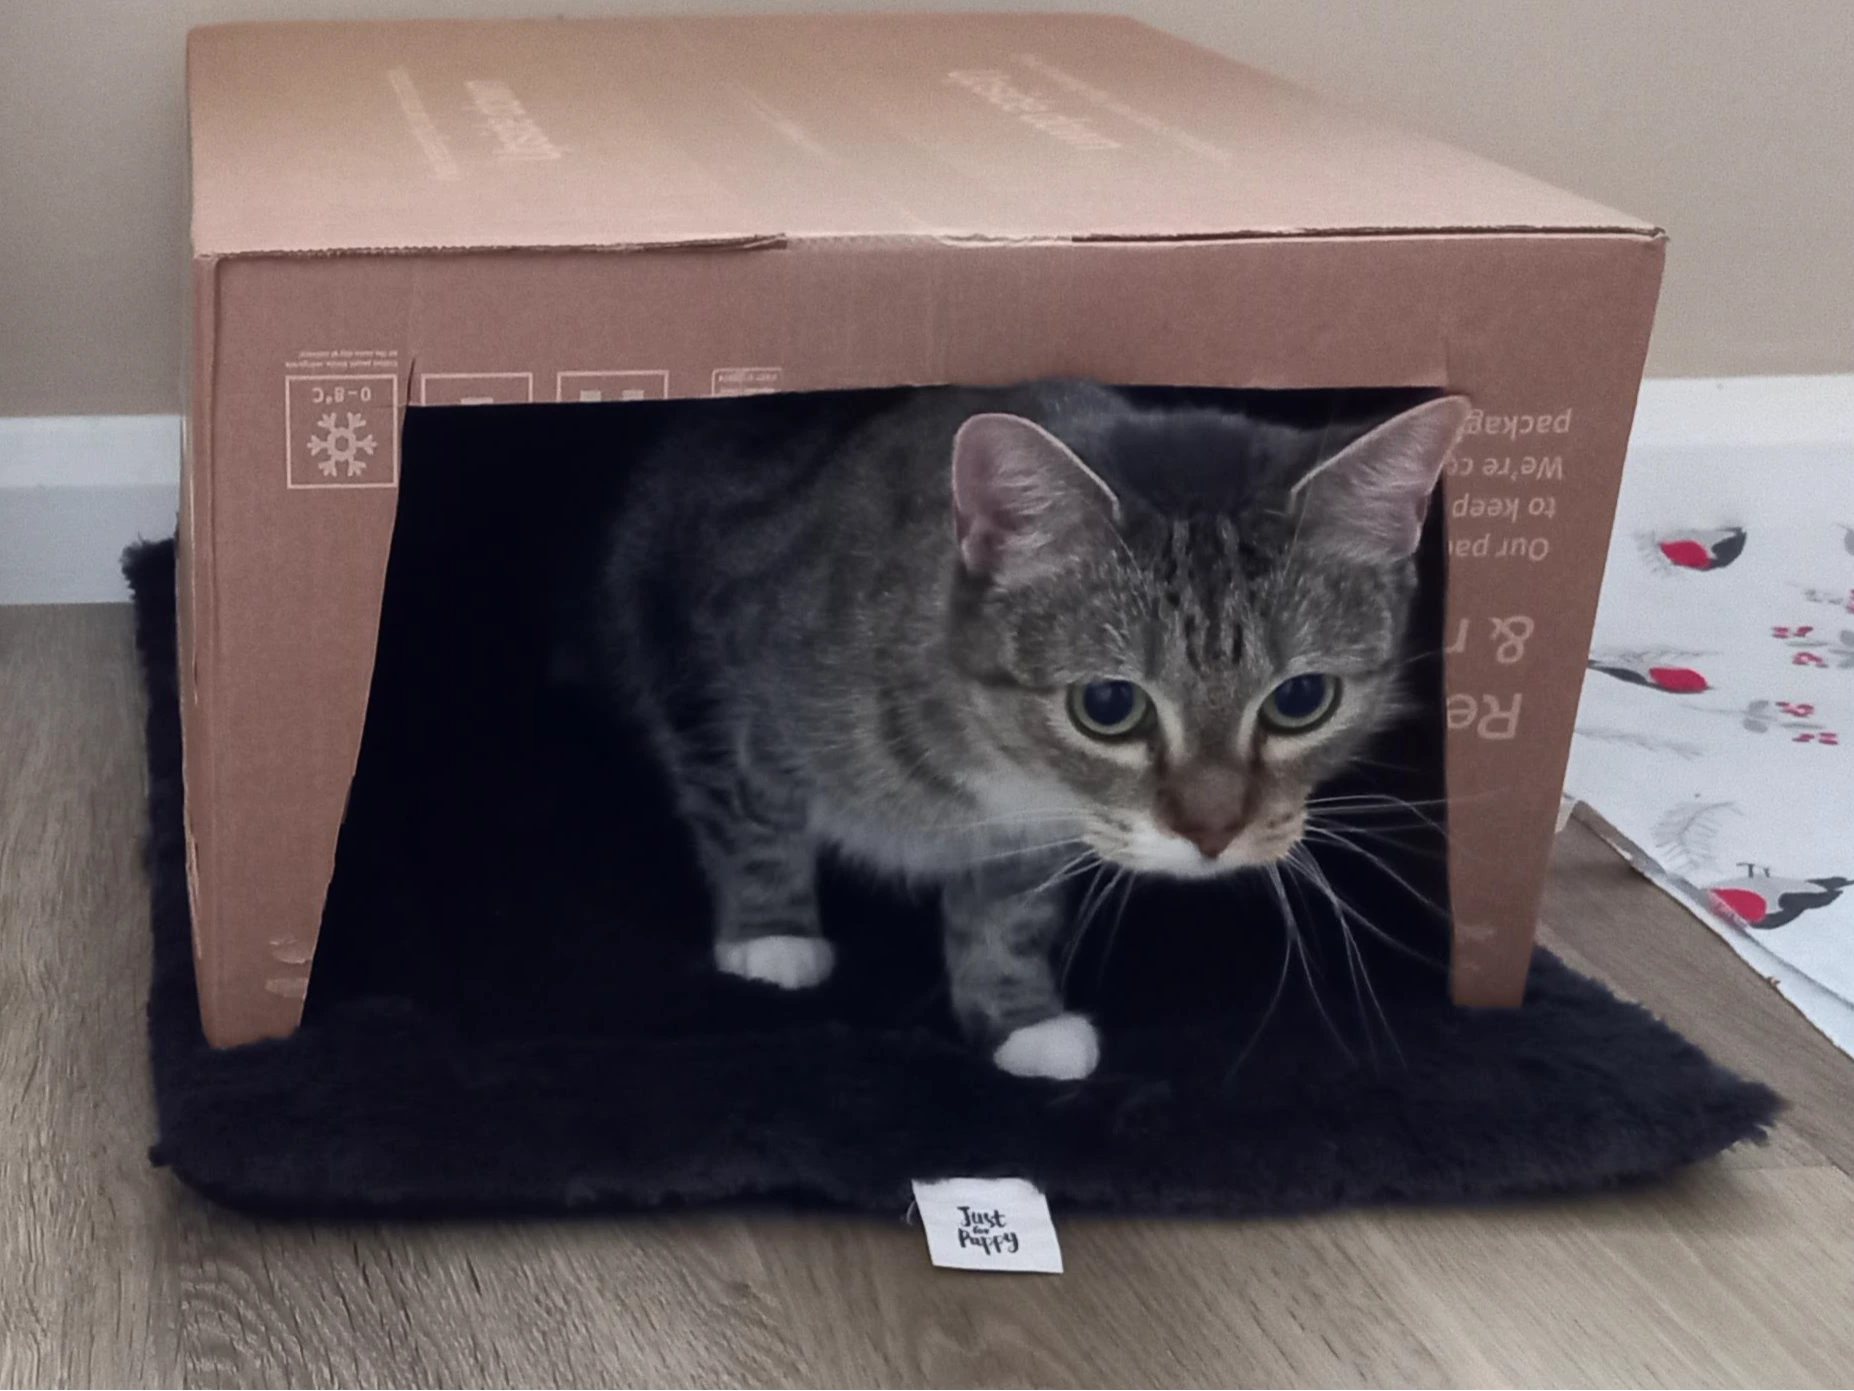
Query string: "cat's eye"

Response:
xmin=1258 ymin=674 xmax=1340 ymax=734
xmin=1067 ymin=680 xmax=1154 ymax=740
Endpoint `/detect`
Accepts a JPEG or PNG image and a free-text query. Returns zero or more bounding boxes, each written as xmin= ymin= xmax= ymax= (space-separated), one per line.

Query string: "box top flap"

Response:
xmin=188 ymin=13 xmax=1654 ymax=258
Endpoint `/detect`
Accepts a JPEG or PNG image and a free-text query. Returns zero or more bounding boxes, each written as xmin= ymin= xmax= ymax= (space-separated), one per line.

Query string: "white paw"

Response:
xmin=715 ymin=936 xmax=836 ymax=990
xmin=992 ymin=1013 xmax=1100 ymax=1081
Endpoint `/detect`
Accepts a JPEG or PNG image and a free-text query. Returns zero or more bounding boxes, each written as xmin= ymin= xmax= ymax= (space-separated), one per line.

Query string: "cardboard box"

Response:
xmin=182 ymin=13 xmax=1662 ymax=1047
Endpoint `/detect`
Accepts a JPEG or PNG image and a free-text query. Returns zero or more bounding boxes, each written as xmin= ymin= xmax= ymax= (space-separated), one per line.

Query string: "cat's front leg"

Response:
xmin=681 ymin=760 xmax=834 ymax=991
xmin=942 ymin=857 xmax=1100 ymax=1081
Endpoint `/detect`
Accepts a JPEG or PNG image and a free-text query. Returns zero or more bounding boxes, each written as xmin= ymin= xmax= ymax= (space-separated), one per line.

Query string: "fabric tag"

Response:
xmin=909 ymin=1177 xmax=1063 ymax=1273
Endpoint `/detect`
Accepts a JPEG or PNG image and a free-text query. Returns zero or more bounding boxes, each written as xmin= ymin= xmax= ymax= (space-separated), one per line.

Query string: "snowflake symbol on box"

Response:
xmin=307 ymin=411 xmax=377 ymax=478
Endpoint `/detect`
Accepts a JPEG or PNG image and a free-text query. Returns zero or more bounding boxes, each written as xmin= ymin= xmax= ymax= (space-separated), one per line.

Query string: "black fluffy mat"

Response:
xmin=128 ymin=400 xmax=1777 ymax=1217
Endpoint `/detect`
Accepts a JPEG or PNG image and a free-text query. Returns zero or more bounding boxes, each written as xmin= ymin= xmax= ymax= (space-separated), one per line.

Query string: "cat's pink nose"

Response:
xmin=1157 ymin=778 xmax=1248 ymax=860
xmin=1177 ymin=822 xmax=1241 ymax=859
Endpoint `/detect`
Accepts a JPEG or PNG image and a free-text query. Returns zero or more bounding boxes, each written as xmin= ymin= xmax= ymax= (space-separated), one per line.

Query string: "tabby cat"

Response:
xmin=603 ymin=382 xmax=1466 ymax=1080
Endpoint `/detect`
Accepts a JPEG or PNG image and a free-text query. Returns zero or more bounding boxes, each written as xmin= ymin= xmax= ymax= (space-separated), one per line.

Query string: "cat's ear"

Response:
xmin=951 ymin=413 xmax=1120 ymax=583
xmin=1292 ymin=396 xmax=1471 ymax=563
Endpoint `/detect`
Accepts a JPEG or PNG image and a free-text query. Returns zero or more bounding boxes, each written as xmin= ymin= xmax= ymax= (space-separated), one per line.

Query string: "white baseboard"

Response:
xmin=3 ymin=375 xmax=1851 ymax=604
xmin=0 ymin=415 xmax=181 ymax=604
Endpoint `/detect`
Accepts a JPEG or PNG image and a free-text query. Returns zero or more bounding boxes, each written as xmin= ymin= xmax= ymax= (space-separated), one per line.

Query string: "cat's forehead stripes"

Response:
xmin=1150 ymin=516 xmax=1250 ymax=675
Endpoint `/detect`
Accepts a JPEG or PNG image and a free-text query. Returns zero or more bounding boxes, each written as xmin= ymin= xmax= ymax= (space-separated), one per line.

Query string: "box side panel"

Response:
xmin=1433 ymin=236 xmax=1665 ymax=1002
xmin=191 ymin=233 xmax=1659 ymax=1043
xmin=196 ymin=261 xmax=402 ymax=1042
xmin=179 ymin=258 xmax=219 ymax=1026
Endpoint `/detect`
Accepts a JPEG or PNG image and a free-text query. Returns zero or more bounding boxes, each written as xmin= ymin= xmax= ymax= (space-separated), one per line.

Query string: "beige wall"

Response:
xmin=3 ymin=0 xmax=1849 ymax=418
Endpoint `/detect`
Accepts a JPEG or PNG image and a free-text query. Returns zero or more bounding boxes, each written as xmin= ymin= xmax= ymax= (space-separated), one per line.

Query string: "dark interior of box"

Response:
xmin=305 ymin=385 xmax=1456 ymax=1056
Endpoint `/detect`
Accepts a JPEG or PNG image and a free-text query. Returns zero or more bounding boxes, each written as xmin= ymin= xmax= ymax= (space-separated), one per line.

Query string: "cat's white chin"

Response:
xmin=1106 ymin=825 xmax=1298 ymax=879
xmin=993 ymin=1013 xmax=1100 ymax=1081
xmin=715 ymin=936 xmax=836 ymax=990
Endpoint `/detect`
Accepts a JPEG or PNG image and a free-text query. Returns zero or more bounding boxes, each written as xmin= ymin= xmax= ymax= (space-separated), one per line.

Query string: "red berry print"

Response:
xmin=1794 ymin=732 xmax=1816 ymax=743
xmin=1709 ymin=887 xmax=1769 ymax=925
xmin=1794 ymin=652 xmax=1828 ymax=668
xmin=1647 ymin=666 xmax=1709 ymax=693
xmin=1823 ymin=732 xmax=1841 ymax=746
xmin=1660 ymin=539 xmax=1711 ymax=569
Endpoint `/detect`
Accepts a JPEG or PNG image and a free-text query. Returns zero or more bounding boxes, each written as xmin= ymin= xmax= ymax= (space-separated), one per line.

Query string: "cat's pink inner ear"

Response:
xmin=1295 ymin=395 xmax=1471 ymax=562
xmin=950 ymin=413 xmax=1117 ymax=580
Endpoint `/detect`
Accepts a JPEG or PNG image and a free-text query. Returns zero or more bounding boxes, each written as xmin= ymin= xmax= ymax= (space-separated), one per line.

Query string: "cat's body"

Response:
xmin=602 ymin=381 xmax=1466 ymax=1079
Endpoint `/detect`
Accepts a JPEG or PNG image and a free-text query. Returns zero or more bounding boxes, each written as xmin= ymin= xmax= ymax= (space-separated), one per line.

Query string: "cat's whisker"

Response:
xmin=1309 ymin=814 xmax=1449 ymax=842
xmin=1060 ymin=863 xmax=1117 ymax=989
xmin=930 ymin=813 xmax=1093 ymax=846
xmin=1307 ymin=817 xmax=1450 ymax=860
xmin=1304 ymin=793 xmax=1455 ymax=827
xmin=1294 ymin=857 xmax=1404 ymax=1067
xmin=1041 ymin=854 xmax=1108 ymax=896
xmin=1284 ymin=866 xmax=1381 ymax=1068
xmin=941 ymin=808 xmax=1090 ymax=829
xmin=1331 ymin=754 xmax=1432 ymax=779
xmin=1311 ymin=780 xmax=1509 ymax=812
xmin=1327 ymin=916 xmax=1394 ymax=1068
xmin=974 ymin=846 xmax=1099 ymax=906
xmin=1267 ymin=864 xmax=1355 ymax=1064
xmin=1384 ymin=639 xmax=1455 ymax=668
xmin=1286 ymin=844 xmax=1447 ymax=972
xmin=1337 ymin=918 xmax=1382 ymax=1064
xmin=1299 ymin=827 xmax=1452 ymax=924
xmin=1084 ymin=866 xmax=1138 ymax=992
xmin=1346 ymin=915 xmax=1404 ymax=1066
xmin=1300 ymin=830 xmax=1450 ymax=925
xmin=963 ymin=836 xmax=1092 ymax=868
xmin=1017 ymin=849 xmax=1102 ymax=900
xmin=1304 ymin=814 xmax=1449 ymax=837
xmin=1224 ymin=912 xmax=1295 ymax=1084
xmin=1314 ymin=816 xmax=1449 ymax=837
xmin=1305 ymin=791 xmax=1454 ymax=810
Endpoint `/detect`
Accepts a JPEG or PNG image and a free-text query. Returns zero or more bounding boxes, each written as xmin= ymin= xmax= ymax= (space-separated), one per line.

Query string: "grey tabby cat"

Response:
xmin=604 ymin=381 xmax=1467 ymax=1080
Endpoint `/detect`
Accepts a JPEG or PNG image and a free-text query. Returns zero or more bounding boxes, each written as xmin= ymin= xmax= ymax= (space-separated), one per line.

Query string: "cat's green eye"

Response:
xmin=1067 ymin=680 xmax=1154 ymax=740
xmin=1258 ymin=673 xmax=1341 ymax=734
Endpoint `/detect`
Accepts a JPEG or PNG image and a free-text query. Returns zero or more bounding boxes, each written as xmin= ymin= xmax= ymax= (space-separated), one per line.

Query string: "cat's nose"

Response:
xmin=1157 ymin=776 xmax=1248 ymax=860
xmin=1176 ymin=820 xmax=1242 ymax=860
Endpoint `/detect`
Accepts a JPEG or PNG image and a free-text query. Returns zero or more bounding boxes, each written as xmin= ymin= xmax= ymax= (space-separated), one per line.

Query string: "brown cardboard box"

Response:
xmin=182 ymin=13 xmax=1662 ymax=1047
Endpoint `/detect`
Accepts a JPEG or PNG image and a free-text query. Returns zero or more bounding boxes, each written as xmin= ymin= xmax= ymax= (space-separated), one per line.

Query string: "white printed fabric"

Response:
xmin=1566 ymin=446 xmax=1854 ymax=1054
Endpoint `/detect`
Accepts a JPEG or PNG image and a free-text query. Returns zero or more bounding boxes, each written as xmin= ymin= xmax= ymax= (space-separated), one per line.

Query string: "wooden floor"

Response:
xmin=5 ymin=604 xmax=1854 ymax=1389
